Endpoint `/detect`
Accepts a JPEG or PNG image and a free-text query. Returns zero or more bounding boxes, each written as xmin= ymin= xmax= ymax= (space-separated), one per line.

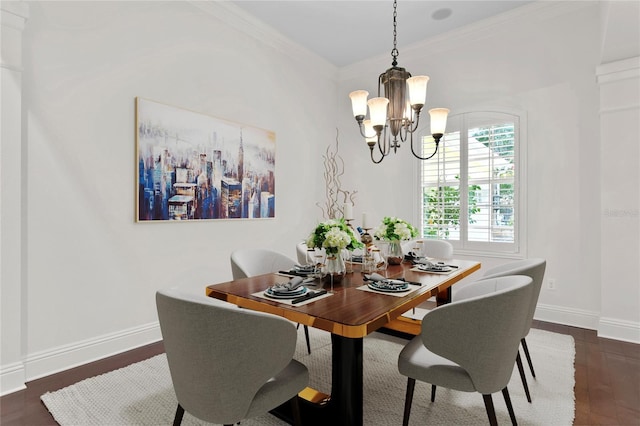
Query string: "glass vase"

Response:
xmin=386 ymin=240 xmax=404 ymax=265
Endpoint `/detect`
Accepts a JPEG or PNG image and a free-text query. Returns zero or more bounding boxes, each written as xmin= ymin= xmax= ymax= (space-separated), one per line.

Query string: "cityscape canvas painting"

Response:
xmin=136 ymin=98 xmax=276 ymax=221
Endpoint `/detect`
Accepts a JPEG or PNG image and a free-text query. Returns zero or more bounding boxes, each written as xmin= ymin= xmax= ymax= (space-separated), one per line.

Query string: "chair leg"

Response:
xmin=482 ymin=394 xmax=498 ymax=426
xmin=431 ymin=384 xmax=437 ymax=402
xmin=402 ymin=378 xmax=416 ymax=426
xmin=521 ymin=338 xmax=536 ymax=378
xmin=502 ymin=387 xmax=518 ymax=426
xmin=290 ymin=395 xmax=302 ymax=426
xmin=516 ymin=352 xmax=532 ymax=403
xmin=173 ymin=404 xmax=185 ymax=426
xmin=303 ymin=325 xmax=311 ymax=354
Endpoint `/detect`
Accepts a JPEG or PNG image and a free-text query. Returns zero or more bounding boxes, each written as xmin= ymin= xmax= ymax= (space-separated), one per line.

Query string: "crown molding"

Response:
xmin=597 ymin=56 xmax=640 ymax=84
xmin=187 ymin=1 xmax=337 ymax=77
xmin=1 ymin=1 xmax=29 ymax=23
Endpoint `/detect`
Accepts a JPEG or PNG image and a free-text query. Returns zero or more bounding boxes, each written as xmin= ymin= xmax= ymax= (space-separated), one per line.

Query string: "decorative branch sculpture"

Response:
xmin=317 ymin=129 xmax=357 ymax=220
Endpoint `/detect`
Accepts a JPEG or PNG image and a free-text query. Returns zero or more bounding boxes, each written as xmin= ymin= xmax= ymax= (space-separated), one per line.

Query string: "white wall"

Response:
xmin=1 ymin=0 xmax=29 ymax=395
xmin=3 ymin=0 xmax=337 ymax=391
xmin=337 ymin=1 xmax=638 ymax=339
xmin=1 ymin=0 xmax=638 ymax=396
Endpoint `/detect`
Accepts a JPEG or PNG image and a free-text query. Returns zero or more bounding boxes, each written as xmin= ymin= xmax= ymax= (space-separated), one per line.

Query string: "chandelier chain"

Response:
xmin=391 ymin=0 xmax=398 ymax=67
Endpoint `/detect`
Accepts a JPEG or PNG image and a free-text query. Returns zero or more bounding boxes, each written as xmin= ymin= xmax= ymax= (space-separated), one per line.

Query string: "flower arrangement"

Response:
xmin=306 ymin=218 xmax=363 ymax=255
xmin=374 ymin=216 xmax=418 ymax=241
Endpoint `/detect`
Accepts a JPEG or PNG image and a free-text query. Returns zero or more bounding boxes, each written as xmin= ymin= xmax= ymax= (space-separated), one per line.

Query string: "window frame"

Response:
xmin=414 ymin=109 xmax=527 ymax=258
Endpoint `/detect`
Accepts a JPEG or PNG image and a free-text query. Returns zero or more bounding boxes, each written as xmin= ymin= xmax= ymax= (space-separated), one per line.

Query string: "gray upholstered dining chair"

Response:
xmin=397 ymin=275 xmax=534 ymax=426
xmin=230 ymin=248 xmax=312 ymax=354
xmin=403 ymin=239 xmax=454 ymax=317
xmin=156 ymin=287 xmax=309 ymax=426
xmin=469 ymin=258 xmax=547 ymax=403
xmin=295 ymin=241 xmax=309 ymax=265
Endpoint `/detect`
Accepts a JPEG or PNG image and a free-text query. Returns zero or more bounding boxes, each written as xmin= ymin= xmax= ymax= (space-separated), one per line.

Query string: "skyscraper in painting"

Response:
xmin=221 ymin=177 xmax=242 ymax=219
xmin=260 ymin=191 xmax=274 ymax=218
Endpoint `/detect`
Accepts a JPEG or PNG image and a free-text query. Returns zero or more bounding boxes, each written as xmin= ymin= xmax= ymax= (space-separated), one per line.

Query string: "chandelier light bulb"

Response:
xmin=367 ymin=97 xmax=390 ymax=128
xmin=429 ymin=108 xmax=450 ymax=135
xmin=406 ymin=75 xmax=429 ymax=107
xmin=349 ymin=90 xmax=369 ymax=119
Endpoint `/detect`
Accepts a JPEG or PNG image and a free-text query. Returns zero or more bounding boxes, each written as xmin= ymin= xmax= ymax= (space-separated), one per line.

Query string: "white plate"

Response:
xmin=264 ymin=287 xmax=308 ymax=299
xmin=416 ymin=265 xmax=453 ymax=273
xmin=367 ymin=282 xmax=410 ymax=293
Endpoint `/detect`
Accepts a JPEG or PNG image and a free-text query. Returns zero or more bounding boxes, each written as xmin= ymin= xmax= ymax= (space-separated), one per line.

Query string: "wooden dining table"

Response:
xmin=206 ymin=258 xmax=481 ymax=426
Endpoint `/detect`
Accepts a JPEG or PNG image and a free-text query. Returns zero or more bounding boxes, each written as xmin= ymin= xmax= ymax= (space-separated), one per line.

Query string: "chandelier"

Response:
xmin=349 ymin=0 xmax=449 ymax=164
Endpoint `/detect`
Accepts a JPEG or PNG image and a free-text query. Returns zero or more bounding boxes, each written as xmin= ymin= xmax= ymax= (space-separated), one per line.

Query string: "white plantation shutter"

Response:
xmin=420 ymin=128 xmax=461 ymax=241
xmin=419 ymin=111 xmax=520 ymax=253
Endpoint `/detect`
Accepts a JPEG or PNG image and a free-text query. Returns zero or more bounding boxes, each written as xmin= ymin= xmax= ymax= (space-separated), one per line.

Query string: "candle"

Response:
xmin=343 ymin=203 xmax=353 ymax=220
xmin=362 ymin=212 xmax=371 ymax=229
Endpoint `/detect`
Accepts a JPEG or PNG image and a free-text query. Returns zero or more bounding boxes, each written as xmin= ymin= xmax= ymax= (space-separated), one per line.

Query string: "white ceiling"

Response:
xmin=231 ymin=1 xmax=534 ymax=67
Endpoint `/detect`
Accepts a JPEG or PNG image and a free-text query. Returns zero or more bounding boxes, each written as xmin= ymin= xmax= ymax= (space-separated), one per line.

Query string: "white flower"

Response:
xmin=394 ymin=222 xmax=412 ymax=240
xmin=323 ymin=227 xmax=350 ymax=249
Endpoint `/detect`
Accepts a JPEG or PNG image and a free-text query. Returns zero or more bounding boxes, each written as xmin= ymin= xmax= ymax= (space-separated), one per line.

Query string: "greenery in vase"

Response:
xmin=306 ymin=218 xmax=363 ymax=255
xmin=373 ymin=216 xmax=418 ymax=241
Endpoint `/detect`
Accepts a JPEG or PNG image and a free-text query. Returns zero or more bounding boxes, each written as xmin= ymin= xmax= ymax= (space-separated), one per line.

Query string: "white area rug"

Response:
xmin=41 ymin=328 xmax=575 ymax=425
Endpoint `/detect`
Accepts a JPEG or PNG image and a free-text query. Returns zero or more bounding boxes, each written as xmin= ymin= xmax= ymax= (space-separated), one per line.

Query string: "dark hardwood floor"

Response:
xmin=1 ymin=321 xmax=638 ymax=425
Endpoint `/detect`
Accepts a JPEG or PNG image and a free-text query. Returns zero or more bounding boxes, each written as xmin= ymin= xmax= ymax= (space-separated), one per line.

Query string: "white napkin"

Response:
xmin=271 ymin=276 xmax=304 ymax=293
xmin=364 ymin=273 xmax=405 ymax=285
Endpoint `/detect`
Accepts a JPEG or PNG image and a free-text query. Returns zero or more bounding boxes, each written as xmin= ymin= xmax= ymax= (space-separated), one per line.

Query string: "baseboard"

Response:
xmin=534 ymin=303 xmax=600 ymax=330
xmin=24 ymin=322 xmax=162 ymax=383
xmin=0 ymin=361 xmax=27 ymax=396
xmin=598 ymin=317 xmax=640 ymax=344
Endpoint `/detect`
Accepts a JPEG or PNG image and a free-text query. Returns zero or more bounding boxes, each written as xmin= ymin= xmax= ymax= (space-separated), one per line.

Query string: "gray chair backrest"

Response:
xmin=421 ymin=275 xmax=533 ymax=395
xmin=156 ymin=287 xmax=298 ymax=424
xmin=401 ymin=239 xmax=453 ymax=259
xmin=230 ymin=248 xmax=296 ymax=279
xmin=296 ymin=241 xmax=309 ymax=265
xmin=422 ymin=239 xmax=454 ymax=259
xmin=478 ymin=258 xmax=546 ymax=337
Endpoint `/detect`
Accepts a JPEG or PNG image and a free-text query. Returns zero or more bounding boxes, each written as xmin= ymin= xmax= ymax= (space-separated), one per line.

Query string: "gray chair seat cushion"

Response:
xmin=398 ymin=335 xmax=476 ymax=393
xmin=246 ymin=360 xmax=309 ymax=418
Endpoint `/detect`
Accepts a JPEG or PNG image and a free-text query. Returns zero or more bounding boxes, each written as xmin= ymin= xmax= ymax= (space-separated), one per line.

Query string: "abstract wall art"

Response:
xmin=136 ymin=98 xmax=276 ymax=221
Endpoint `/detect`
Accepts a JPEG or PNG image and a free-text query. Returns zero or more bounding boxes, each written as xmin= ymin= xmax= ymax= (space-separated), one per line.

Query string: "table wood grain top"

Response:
xmin=206 ymin=259 xmax=481 ymax=338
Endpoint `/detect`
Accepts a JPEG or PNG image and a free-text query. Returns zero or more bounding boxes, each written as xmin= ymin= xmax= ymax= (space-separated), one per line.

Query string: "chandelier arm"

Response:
xmin=369 ymin=146 xmax=385 ymax=164
xmin=410 ymin=137 xmax=440 ymax=161
xmin=377 ymin=127 xmax=391 ymax=157
xmin=409 ymin=110 xmax=422 ymax=133
xmin=377 ymin=136 xmax=387 ymax=157
xmin=358 ymin=122 xmax=377 ymax=139
xmin=398 ymin=122 xmax=409 ymax=143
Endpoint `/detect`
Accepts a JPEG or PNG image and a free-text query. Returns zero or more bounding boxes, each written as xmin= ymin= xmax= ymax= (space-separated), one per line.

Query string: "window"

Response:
xmin=419 ymin=111 xmax=522 ymax=254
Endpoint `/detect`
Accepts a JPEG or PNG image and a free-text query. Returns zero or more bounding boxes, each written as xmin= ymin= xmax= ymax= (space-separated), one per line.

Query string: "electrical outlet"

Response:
xmin=547 ymin=279 xmax=556 ymax=290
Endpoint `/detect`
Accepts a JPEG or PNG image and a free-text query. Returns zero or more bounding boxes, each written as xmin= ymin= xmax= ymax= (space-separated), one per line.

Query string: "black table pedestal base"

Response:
xmin=271 ymin=334 xmax=364 ymax=426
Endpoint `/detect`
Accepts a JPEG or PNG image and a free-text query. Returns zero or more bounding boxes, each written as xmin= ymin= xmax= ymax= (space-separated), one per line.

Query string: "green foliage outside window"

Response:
xmin=423 ymin=176 xmax=481 ymax=238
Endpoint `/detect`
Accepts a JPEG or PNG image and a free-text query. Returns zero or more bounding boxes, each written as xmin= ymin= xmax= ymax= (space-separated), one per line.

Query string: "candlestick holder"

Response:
xmin=360 ymin=228 xmax=373 ymax=246
xmin=361 ymin=228 xmax=376 ymax=273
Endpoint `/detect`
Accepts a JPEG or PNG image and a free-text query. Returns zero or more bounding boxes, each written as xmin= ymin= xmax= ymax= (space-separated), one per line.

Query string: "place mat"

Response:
xmin=356 ymin=283 xmax=422 ymax=297
xmin=251 ymin=289 xmax=333 ymax=306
